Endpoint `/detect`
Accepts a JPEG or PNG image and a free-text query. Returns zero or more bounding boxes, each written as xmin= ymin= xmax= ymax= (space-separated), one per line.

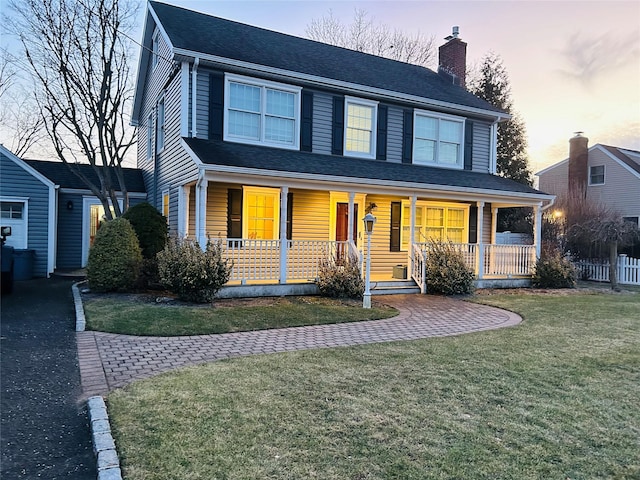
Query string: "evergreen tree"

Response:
xmin=470 ymin=53 xmax=533 ymax=232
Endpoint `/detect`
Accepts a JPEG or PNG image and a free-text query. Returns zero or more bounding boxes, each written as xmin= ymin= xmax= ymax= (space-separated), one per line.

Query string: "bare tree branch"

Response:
xmin=306 ymin=8 xmax=436 ymax=69
xmin=8 ymin=0 xmax=138 ymax=218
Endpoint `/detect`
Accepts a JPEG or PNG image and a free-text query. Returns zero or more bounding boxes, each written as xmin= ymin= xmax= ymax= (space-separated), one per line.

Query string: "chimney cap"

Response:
xmin=573 ymin=131 xmax=584 ymax=138
xmin=444 ymin=26 xmax=460 ymax=41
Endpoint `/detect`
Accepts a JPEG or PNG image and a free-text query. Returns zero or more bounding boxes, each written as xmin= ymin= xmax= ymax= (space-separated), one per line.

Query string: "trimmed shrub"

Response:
xmin=316 ymin=253 xmax=364 ymax=299
xmin=87 ymin=217 xmax=143 ymax=292
xmin=157 ymin=237 xmax=232 ymax=303
xmin=532 ymin=250 xmax=577 ymax=288
xmin=122 ymin=202 xmax=168 ymax=259
xmin=424 ymin=241 xmax=475 ymax=295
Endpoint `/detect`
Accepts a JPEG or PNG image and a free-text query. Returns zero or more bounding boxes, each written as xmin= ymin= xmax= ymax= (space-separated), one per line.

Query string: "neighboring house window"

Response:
xmin=224 ymin=74 xmax=301 ymax=149
xmin=344 ymin=96 xmax=378 ymax=158
xmin=156 ymin=96 xmax=165 ymax=153
xmin=413 ymin=111 xmax=464 ymax=168
xmin=147 ymin=113 xmax=153 ymax=159
xmin=152 ymin=30 xmax=159 ymax=69
xmin=162 ymin=190 xmax=169 ymax=218
xmin=400 ymin=202 xmax=468 ymax=250
xmin=242 ymin=187 xmax=280 ymax=240
xmin=589 ymin=165 xmax=605 ymax=185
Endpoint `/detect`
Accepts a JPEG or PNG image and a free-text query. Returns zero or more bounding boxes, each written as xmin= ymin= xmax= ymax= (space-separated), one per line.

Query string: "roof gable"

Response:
xmin=146 ymin=1 xmax=503 ymax=116
xmin=0 ymin=145 xmax=56 ymax=189
xmin=536 ymin=143 xmax=640 ymax=179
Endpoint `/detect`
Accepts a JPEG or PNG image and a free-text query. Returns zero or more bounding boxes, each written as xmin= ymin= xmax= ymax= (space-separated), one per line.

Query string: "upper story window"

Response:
xmin=413 ymin=111 xmax=464 ymax=168
xmin=156 ymin=96 xmax=165 ymax=153
xmin=589 ymin=165 xmax=605 ymax=185
xmin=151 ymin=30 xmax=159 ymax=69
xmin=224 ymin=74 xmax=301 ymax=150
xmin=344 ymin=96 xmax=378 ymax=159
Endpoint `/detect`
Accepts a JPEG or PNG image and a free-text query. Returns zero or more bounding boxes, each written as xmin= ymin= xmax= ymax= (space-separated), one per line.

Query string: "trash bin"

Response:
xmin=1 ymin=244 xmax=14 ymax=293
xmin=13 ymin=249 xmax=35 ymax=281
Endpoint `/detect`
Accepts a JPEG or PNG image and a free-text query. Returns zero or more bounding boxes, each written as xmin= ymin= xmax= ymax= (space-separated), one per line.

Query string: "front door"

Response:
xmin=335 ymin=203 xmax=358 ymax=242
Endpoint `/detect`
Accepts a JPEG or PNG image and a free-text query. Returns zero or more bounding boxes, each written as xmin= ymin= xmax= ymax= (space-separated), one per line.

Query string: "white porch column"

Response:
xmin=195 ymin=176 xmax=207 ymax=248
xmin=347 ymin=192 xmax=356 ymax=243
xmin=409 ymin=195 xmax=417 ymax=273
xmin=279 ymin=186 xmax=289 ymax=284
xmin=533 ymin=203 xmax=542 ymax=259
xmin=178 ymin=184 xmax=190 ymax=238
xmin=491 ymin=207 xmax=498 ymax=245
xmin=476 ymin=201 xmax=485 ymax=279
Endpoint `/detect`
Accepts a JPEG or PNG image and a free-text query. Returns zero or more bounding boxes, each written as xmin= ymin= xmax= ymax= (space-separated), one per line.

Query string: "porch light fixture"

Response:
xmin=363 ymin=213 xmax=376 ymax=309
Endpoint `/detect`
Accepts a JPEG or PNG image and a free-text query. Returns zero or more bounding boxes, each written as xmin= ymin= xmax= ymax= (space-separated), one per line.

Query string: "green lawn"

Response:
xmin=107 ymin=291 xmax=640 ymax=479
xmin=83 ymin=295 xmax=397 ymax=336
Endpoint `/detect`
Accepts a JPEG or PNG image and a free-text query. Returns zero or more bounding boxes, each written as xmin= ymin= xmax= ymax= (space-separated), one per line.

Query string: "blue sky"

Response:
xmin=142 ymin=0 xmax=640 ymax=172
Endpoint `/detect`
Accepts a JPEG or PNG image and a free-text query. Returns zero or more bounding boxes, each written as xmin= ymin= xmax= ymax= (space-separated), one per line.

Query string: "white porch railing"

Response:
xmin=222 ymin=239 xmax=356 ymax=283
xmin=483 ymin=244 xmax=537 ymax=277
xmin=574 ymin=255 xmax=640 ymax=285
xmin=410 ymin=243 xmax=427 ymax=293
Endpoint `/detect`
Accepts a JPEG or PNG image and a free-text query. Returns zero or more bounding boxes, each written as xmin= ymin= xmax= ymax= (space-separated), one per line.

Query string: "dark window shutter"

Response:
xmin=227 ymin=189 xmax=242 ymax=239
xmin=464 ymin=120 xmax=474 ymax=171
xmin=332 ymin=96 xmax=344 ymax=155
xmin=300 ymin=91 xmax=313 ymax=152
xmin=286 ymin=191 xmax=293 ymax=240
xmin=402 ymin=109 xmax=413 ymax=164
xmin=376 ymin=105 xmax=388 ymax=160
xmin=209 ymin=73 xmax=224 ymax=140
xmin=390 ymin=202 xmax=401 ymax=252
xmin=468 ymin=205 xmax=478 ymax=244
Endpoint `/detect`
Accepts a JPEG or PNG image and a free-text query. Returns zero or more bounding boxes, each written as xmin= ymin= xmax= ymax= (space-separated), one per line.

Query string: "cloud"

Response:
xmin=556 ymin=30 xmax=640 ymax=87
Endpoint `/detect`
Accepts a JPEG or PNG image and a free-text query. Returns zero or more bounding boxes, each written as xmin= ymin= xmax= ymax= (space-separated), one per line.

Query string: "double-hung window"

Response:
xmin=243 ymin=187 xmax=280 ymax=240
xmin=589 ymin=165 xmax=605 ymax=185
xmin=146 ymin=113 xmax=153 ymax=159
xmin=401 ymin=202 xmax=468 ymax=250
xmin=225 ymin=74 xmax=301 ymax=149
xmin=344 ymin=96 xmax=378 ymax=158
xmin=413 ymin=111 xmax=464 ymax=168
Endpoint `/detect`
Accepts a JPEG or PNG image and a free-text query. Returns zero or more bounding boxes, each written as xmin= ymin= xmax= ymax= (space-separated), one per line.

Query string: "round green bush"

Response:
xmin=87 ymin=217 xmax=143 ymax=292
xmin=424 ymin=242 xmax=475 ymax=295
xmin=532 ymin=251 xmax=577 ymax=288
xmin=122 ymin=202 xmax=168 ymax=259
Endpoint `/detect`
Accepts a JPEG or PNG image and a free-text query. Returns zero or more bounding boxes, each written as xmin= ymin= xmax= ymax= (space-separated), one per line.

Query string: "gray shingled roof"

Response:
xmin=25 ymin=160 xmax=147 ymax=193
xmin=600 ymin=145 xmax=640 ymax=175
xmin=185 ymin=138 xmax=546 ymax=197
xmin=150 ymin=1 xmax=503 ymax=115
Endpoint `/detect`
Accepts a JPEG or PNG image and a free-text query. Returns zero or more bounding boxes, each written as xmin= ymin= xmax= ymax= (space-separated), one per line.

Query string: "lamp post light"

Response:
xmin=363 ymin=212 xmax=376 ymax=309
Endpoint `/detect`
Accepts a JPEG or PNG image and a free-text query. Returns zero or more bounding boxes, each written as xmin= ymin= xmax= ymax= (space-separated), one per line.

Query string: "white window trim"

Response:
xmin=588 ymin=164 xmax=605 ymax=186
xmin=412 ymin=109 xmax=466 ymax=169
xmin=242 ymin=186 xmax=281 ymax=240
xmin=0 ymin=196 xmax=29 ymax=249
xmin=151 ymin=30 xmax=159 ymax=70
xmin=343 ymin=96 xmax=378 ymax=159
xmin=400 ymin=200 xmax=470 ymax=250
xmin=156 ymin=95 xmax=165 ymax=154
xmin=223 ymin=73 xmax=301 ymax=150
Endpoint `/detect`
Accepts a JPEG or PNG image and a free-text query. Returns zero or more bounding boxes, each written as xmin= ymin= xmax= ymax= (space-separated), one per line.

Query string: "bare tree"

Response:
xmin=307 ymin=8 xmax=436 ymax=68
xmin=9 ymin=0 xmax=138 ymax=218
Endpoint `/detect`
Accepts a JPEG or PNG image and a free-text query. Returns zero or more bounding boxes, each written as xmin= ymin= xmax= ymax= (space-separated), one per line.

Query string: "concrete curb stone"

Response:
xmin=87 ymin=395 xmax=122 ymax=480
xmin=73 ymin=280 xmax=87 ymax=331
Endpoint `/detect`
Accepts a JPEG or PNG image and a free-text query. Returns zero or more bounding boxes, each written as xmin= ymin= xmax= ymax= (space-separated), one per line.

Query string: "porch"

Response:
xmin=213 ymin=238 xmax=536 ymax=297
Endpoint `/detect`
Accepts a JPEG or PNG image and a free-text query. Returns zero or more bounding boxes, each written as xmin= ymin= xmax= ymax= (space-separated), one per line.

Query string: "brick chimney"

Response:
xmin=438 ymin=26 xmax=467 ymax=88
xmin=568 ymin=132 xmax=589 ymax=197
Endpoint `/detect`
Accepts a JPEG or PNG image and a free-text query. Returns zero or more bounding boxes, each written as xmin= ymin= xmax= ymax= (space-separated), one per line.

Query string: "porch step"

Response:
xmin=370 ymin=279 xmax=421 ymax=296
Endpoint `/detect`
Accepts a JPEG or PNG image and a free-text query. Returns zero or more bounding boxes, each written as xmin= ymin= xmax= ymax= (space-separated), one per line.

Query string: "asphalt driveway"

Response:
xmin=1 ymin=277 xmax=95 ymax=479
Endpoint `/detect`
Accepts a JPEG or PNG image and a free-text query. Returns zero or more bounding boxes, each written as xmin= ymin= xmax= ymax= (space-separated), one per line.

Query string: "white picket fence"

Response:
xmin=574 ymin=255 xmax=640 ymax=285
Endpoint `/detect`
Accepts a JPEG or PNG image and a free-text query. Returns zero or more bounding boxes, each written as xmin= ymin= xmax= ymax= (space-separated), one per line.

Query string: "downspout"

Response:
xmin=191 ymin=58 xmax=199 ymax=138
xmin=195 ymin=169 xmax=207 ymax=249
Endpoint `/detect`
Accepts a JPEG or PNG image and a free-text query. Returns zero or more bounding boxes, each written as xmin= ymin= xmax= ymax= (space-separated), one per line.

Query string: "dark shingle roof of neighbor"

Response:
xmin=184 ymin=138 xmax=547 ymax=197
xmin=150 ymin=1 xmax=503 ymax=115
xmin=24 ymin=160 xmax=147 ymax=193
xmin=600 ymin=145 xmax=640 ymax=175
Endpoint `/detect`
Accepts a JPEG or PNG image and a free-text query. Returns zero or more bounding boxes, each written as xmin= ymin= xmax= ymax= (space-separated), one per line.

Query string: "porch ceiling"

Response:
xmin=184 ymin=137 xmax=552 ymax=204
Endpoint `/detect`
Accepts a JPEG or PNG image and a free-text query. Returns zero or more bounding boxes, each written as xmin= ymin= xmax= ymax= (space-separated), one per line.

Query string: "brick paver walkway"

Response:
xmin=77 ymin=294 xmax=521 ymax=398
